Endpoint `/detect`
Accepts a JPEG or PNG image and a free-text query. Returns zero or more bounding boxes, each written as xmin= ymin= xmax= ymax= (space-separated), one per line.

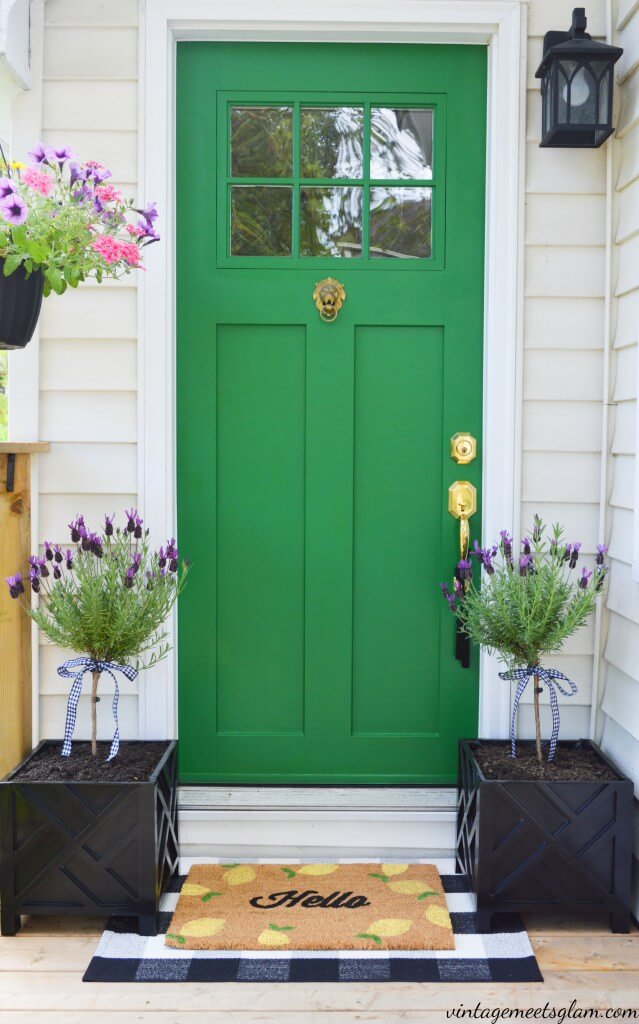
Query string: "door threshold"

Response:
xmin=178 ymin=787 xmax=457 ymax=859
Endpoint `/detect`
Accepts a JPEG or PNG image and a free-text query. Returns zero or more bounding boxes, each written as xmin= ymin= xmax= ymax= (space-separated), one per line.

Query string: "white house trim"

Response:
xmin=137 ymin=0 xmax=527 ymax=747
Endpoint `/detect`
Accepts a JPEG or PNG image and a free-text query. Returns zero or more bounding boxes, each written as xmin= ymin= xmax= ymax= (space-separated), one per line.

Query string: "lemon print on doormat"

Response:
xmin=281 ymin=864 xmax=339 ymax=879
xmin=167 ymin=918 xmax=226 ymax=944
xmin=221 ymin=865 xmax=256 ymax=886
xmin=425 ymin=904 xmax=453 ymax=930
xmin=356 ymin=919 xmax=413 ymax=945
xmin=258 ymin=924 xmax=296 ymax=947
xmin=180 ymin=882 xmax=223 ymax=902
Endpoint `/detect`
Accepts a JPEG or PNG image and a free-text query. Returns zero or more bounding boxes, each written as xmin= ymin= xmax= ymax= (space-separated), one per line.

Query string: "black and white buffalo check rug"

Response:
xmin=83 ymin=859 xmax=543 ymax=983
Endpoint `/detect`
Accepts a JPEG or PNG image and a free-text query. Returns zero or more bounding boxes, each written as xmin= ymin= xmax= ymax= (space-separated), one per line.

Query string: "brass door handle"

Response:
xmin=448 ymin=481 xmax=477 ymax=562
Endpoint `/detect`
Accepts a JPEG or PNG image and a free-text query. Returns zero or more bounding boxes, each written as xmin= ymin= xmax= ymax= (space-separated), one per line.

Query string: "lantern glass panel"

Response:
xmin=557 ymin=61 xmax=598 ymax=124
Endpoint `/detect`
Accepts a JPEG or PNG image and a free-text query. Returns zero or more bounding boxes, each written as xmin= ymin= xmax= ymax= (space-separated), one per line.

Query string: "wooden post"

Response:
xmin=0 ymin=442 xmax=49 ymax=777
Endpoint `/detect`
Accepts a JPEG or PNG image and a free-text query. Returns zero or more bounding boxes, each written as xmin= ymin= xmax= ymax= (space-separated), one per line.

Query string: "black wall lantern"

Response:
xmin=536 ymin=7 xmax=623 ymax=148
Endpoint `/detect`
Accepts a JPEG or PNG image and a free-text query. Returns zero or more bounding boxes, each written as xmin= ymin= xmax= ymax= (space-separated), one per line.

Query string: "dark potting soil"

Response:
xmin=9 ymin=741 xmax=170 ymax=783
xmin=472 ymin=742 xmax=621 ymax=782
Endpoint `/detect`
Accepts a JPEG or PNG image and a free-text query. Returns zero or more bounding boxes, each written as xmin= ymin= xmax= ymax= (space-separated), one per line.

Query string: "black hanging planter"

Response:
xmin=0 ymin=258 xmax=45 ymax=350
xmin=456 ymin=739 xmax=633 ymax=933
xmin=0 ymin=740 xmax=179 ymax=936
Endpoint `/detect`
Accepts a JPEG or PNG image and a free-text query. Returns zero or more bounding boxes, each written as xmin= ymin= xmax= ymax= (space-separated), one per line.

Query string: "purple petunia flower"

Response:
xmin=137 ymin=201 xmax=158 ymax=227
xmin=596 ymin=544 xmax=608 ymax=566
xmin=47 ymin=145 xmax=75 ymax=167
xmin=5 ymin=573 xmax=25 ymax=599
xmin=579 ymin=567 xmax=593 ymax=590
xmin=0 ymin=177 xmax=16 ymax=199
xmin=0 ymin=193 xmax=28 ymax=226
xmin=28 ymin=142 xmax=49 ymax=165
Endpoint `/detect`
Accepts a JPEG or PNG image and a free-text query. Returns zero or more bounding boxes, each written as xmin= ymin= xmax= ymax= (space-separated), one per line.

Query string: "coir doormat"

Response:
xmin=83 ymin=861 xmax=543 ymax=983
xmin=165 ymin=863 xmax=453 ymax=951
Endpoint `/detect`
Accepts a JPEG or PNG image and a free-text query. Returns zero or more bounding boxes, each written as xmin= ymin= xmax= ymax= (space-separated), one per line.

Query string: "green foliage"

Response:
xmin=26 ymin=522 xmax=187 ymax=669
xmin=443 ymin=518 xmax=607 ymax=670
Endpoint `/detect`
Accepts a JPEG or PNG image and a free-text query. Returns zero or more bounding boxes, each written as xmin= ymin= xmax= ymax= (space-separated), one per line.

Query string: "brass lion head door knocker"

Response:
xmin=313 ymin=277 xmax=346 ymax=322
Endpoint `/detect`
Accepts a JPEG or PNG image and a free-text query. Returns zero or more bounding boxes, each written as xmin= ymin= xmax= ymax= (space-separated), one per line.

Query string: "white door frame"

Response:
xmin=137 ymin=0 xmax=527 ymax=746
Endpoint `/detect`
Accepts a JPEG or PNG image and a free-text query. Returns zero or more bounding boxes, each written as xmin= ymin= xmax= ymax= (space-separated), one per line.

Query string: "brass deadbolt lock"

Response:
xmin=450 ymin=432 xmax=477 ymax=465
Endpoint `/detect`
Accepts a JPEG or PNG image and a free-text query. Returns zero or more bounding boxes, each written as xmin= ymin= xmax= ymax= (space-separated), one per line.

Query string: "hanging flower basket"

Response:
xmin=0 ymin=257 xmax=44 ymax=349
xmin=0 ymin=146 xmax=159 ymax=351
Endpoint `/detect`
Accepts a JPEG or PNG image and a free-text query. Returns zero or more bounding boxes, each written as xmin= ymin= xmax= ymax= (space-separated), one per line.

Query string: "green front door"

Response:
xmin=177 ymin=42 xmax=486 ymax=784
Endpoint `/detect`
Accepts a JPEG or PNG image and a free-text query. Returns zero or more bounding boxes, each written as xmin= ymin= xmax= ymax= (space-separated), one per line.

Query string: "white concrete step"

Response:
xmin=178 ymin=787 xmax=457 ymax=859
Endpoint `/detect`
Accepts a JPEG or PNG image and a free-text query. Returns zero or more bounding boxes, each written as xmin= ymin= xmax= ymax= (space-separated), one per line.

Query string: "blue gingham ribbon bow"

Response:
xmin=498 ymin=665 xmax=578 ymax=762
xmin=58 ymin=658 xmax=138 ymax=761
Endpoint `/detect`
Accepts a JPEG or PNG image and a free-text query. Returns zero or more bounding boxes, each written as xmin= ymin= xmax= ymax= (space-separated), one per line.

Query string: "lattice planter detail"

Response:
xmin=0 ymin=740 xmax=178 ymax=936
xmin=456 ymin=739 xmax=633 ymax=934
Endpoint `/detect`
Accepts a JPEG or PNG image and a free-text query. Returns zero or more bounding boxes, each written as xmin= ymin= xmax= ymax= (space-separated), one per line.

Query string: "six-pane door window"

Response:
xmin=228 ymin=103 xmax=434 ymax=259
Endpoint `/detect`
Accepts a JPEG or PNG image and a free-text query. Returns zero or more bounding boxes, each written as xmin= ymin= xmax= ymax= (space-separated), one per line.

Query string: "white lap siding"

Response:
xmin=33 ymin=0 xmax=610 ymax=757
xmin=598 ymin=0 xmax=639 ymax=919
xmin=37 ymin=0 xmax=139 ymax=740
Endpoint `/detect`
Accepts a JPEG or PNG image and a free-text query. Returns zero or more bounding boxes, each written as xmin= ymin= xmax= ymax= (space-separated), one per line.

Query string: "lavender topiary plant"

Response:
xmin=441 ymin=515 xmax=608 ymax=765
xmin=6 ymin=510 xmax=188 ymax=759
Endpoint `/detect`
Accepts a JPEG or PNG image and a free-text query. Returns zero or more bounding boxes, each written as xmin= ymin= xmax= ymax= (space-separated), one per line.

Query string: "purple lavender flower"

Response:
xmin=53 ymin=565 xmax=62 ymax=580
xmin=47 ymin=145 xmax=75 ymax=167
xmin=456 ymin=558 xmax=473 ymax=583
xmin=519 ymin=554 xmax=533 ymax=576
xmin=68 ymin=515 xmax=85 ymax=543
xmin=439 ymin=582 xmax=456 ymax=611
xmin=53 ymin=544 xmax=63 ymax=564
xmin=145 ymin=570 xmax=155 ymax=591
xmin=44 ymin=540 xmax=54 ymax=561
xmin=596 ymin=544 xmax=608 ymax=566
xmin=104 ymin=514 xmax=114 ymax=537
xmin=500 ymin=530 xmax=513 ymax=559
xmin=595 ymin=566 xmax=608 ymax=592
xmin=66 ymin=549 xmax=73 ymax=570
xmin=158 ymin=545 xmax=167 ymax=569
xmin=579 ymin=567 xmax=593 ymax=590
xmin=29 ymin=569 xmax=40 ymax=593
xmin=88 ymin=532 xmax=103 ymax=557
xmin=521 ymin=537 xmax=531 ymax=556
xmin=81 ymin=529 xmax=91 ymax=552
xmin=473 ymin=540 xmax=485 ymax=565
xmin=37 ymin=556 xmax=50 ymax=578
xmin=131 ymin=552 xmax=142 ymax=575
xmin=124 ymin=566 xmax=136 ymax=589
xmin=28 ymin=555 xmax=39 ymax=573
xmin=134 ymin=514 xmax=143 ymax=540
xmin=569 ymin=542 xmax=581 ymax=569
xmin=0 ymin=177 xmax=16 ymax=199
xmin=0 ymin=193 xmax=28 ymax=226
xmin=28 ymin=142 xmax=49 ymax=165
xmin=5 ymin=573 xmax=24 ymax=599
xmin=125 ymin=508 xmax=137 ymax=534
xmin=532 ymin=514 xmax=543 ymax=542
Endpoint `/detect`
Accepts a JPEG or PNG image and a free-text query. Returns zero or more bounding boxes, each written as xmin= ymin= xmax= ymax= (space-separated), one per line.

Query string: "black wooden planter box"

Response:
xmin=0 ymin=740 xmax=178 ymax=936
xmin=456 ymin=739 xmax=633 ymax=934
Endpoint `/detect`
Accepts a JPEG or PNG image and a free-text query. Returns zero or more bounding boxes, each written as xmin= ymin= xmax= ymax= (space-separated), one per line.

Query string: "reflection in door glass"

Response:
xmin=231 ymin=106 xmax=293 ymax=177
xmin=369 ymin=187 xmax=432 ymax=258
xmin=230 ymin=186 xmax=292 ymax=256
xmin=300 ymin=186 xmax=362 ymax=257
xmin=300 ymin=107 xmax=363 ymax=179
xmin=370 ymin=109 xmax=433 ymax=180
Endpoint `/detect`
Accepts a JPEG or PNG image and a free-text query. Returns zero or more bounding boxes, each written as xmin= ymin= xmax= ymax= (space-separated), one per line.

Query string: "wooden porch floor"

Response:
xmin=0 ymin=912 xmax=637 ymax=1022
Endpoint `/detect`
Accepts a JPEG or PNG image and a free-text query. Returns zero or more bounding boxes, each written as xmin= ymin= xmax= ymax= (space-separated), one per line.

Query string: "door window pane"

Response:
xmin=231 ymin=106 xmax=293 ymax=177
xmin=370 ymin=108 xmax=433 ymax=180
xmin=369 ymin=186 xmax=432 ymax=259
xmin=230 ymin=186 xmax=292 ymax=256
xmin=300 ymin=186 xmax=362 ymax=257
xmin=301 ymin=107 xmax=363 ymax=179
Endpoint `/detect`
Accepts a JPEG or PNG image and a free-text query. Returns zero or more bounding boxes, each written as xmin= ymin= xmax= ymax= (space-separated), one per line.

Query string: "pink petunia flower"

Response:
xmin=118 ymin=240 xmax=142 ymax=267
xmin=91 ymin=234 xmax=122 ymax=264
xmin=126 ymin=223 xmax=145 ymax=237
xmin=21 ymin=166 xmax=53 ymax=196
xmin=95 ymin=184 xmax=123 ymax=203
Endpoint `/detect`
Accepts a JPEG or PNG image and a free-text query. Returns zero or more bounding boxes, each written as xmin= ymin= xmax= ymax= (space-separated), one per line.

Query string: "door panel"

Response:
xmin=177 ymin=42 xmax=486 ymax=783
